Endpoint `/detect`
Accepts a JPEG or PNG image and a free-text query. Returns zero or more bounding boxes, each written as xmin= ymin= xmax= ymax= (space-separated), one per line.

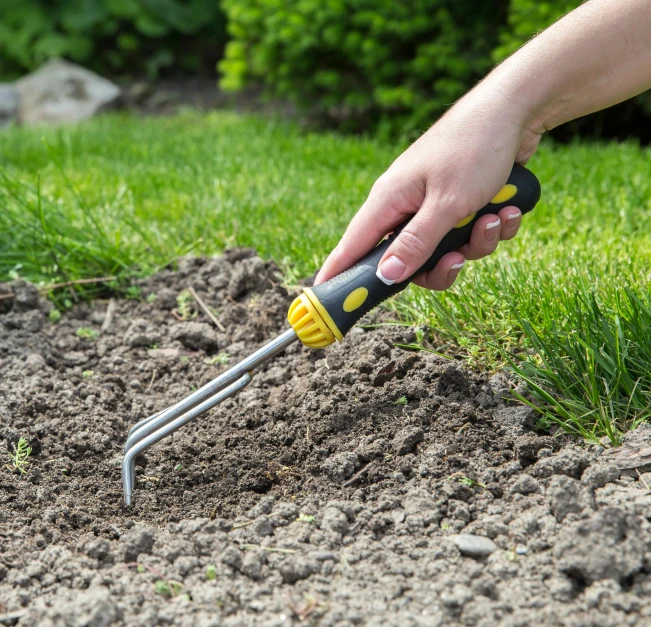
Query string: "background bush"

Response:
xmin=221 ymin=0 xmax=651 ymax=138
xmin=219 ymin=0 xmax=509 ymax=135
xmin=0 ymin=0 xmax=227 ymax=79
xmin=1 ymin=0 xmax=649 ymax=139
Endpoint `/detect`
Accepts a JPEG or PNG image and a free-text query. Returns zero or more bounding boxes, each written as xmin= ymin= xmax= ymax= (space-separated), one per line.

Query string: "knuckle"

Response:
xmin=395 ymin=229 xmax=430 ymax=259
xmin=426 ymin=188 xmax=472 ymax=224
xmin=370 ymin=172 xmax=397 ymax=200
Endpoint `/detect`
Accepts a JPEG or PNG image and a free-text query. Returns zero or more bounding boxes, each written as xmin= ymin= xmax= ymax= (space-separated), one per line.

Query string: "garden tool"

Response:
xmin=122 ymin=164 xmax=541 ymax=505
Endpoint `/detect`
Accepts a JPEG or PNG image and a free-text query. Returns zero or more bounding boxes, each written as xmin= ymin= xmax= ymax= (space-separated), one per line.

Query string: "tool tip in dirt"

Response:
xmin=120 ymin=329 xmax=297 ymax=505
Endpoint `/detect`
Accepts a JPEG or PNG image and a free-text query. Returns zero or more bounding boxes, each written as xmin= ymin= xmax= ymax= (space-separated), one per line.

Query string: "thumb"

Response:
xmin=375 ymin=198 xmax=463 ymax=285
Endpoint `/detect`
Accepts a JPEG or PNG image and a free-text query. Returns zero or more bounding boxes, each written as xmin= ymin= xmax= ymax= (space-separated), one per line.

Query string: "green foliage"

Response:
xmin=0 ymin=0 xmax=227 ymax=79
xmin=76 ymin=327 xmax=100 ymax=339
xmin=220 ymin=0 xmax=507 ymax=134
xmin=510 ymin=288 xmax=651 ymax=445
xmin=493 ymin=0 xmax=580 ymax=61
xmin=10 ymin=437 xmax=32 ymax=476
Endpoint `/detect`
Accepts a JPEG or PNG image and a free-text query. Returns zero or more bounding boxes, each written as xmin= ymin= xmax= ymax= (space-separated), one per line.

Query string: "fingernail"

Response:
xmin=376 ymin=256 xmax=406 ymax=285
xmin=448 ymin=261 xmax=465 ymax=278
xmin=485 ymin=218 xmax=501 ymax=241
xmin=507 ymin=210 xmax=522 ymax=221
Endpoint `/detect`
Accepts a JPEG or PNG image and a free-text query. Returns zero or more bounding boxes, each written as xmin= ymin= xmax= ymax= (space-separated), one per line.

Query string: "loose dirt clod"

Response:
xmin=1 ymin=251 xmax=650 ymax=626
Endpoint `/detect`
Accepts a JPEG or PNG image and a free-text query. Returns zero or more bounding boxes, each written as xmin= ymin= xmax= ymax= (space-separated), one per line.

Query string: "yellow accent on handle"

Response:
xmin=287 ymin=292 xmax=336 ymax=348
xmin=304 ymin=287 xmax=344 ymax=342
xmin=490 ymin=184 xmax=517 ymax=204
xmin=342 ymin=287 xmax=369 ymax=313
xmin=454 ymin=212 xmax=476 ymax=228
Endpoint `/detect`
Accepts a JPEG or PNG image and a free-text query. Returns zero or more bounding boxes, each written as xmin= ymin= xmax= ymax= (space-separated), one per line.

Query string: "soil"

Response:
xmin=1 ymin=251 xmax=650 ymax=627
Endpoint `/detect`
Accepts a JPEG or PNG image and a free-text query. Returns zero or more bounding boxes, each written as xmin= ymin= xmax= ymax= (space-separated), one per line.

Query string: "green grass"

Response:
xmin=1 ymin=111 xmax=650 ymax=443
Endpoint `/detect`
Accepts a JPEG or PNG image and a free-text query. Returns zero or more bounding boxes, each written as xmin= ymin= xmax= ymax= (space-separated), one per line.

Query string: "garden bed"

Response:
xmin=1 ymin=251 xmax=650 ymax=626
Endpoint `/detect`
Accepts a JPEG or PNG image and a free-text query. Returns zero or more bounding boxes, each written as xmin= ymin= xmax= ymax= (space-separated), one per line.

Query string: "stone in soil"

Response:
xmin=1 ymin=250 xmax=651 ymax=627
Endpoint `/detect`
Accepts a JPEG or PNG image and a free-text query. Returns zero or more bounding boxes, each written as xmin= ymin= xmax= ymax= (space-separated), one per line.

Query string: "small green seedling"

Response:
xmin=296 ymin=513 xmax=315 ymax=524
xmin=154 ymin=579 xmax=184 ymax=598
xmin=48 ymin=309 xmax=61 ymax=323
xmin=206 ymin=564 xmax=217 ymax=580
xmin=204 ymin=353 xmax=230 ymax=366
xmin=393 ymin=396 xmax=408 ymax=406
xmin=10 ymin=437 xmax=32 ymax=476
xmin=454 ymin=475 xmax=486 ymax=489
xmin=440 ymin=522 xmax=450 ymax=531
xmin=82 ymin=370 xmax=94 ymax=378
xmin=76 ymin=327 xmax=99 ymax=340
xmin=175 ymin=290 xmax=196 ymax=320
xmin=125 ymin=286 xmax=142 ymax=300
xmin=146 ymin=292 xmax=158 ymax=303
xmin=174 ymin=463 xmax=183 ymax=471
xmin=179 ymin=356 xmax=189 ymax=363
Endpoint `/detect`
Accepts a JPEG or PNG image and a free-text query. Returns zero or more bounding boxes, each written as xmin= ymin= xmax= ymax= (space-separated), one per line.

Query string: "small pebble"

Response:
xmin=452 ymin=534 xmax=497 ymax=559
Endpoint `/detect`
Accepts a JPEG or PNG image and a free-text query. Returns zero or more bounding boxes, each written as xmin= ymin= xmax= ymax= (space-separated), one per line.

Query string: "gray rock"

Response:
xmin=581 ymin=462 xmax=620 ymax=488
xmin=171 ymin=321 xmax=219 ymax=352
xmin=62 ymin=351 xmax=89 ymax=366
xmin=322 ymin=451 xmax=359 ymax=483
xmin=393 ymin=427 xmax=424 ymax=455
xmin=16 ymin=58 xmax=121 ymax=125
xmin=122 ymin=526 xmax=155 ymax=562
xmin=452 ymin=534 xmax=497 ymax=558
xmin=554 ymin=508 xmax=644 ymax=584
xmin=547 ymin=475 xmax=595 ymax=521
xmin=0 ymin=84 xmax=19 ymax=127
xmin=510 ymin=474 xmax=541 ymax=495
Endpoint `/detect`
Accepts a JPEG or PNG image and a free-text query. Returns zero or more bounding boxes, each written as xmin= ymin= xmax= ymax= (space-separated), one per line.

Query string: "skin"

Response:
xmin=315 ymin=0 xmax=651 ymax=290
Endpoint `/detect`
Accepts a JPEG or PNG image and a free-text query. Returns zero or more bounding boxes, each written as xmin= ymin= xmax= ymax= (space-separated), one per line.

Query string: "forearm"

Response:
xmin=480 ymin=0 xmax=651 ymax=133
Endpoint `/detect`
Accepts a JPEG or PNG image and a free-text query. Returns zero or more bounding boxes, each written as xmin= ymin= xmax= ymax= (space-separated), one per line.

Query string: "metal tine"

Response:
xmin=123 ymin=329 xmax=298 ymax=458
xmin=122 ymin=373 xmax=253 ymax=506
xmin=126 ymin=411 xmax=162 ymax=443
xmin=122 ymin=328 xmax=298 ymax=506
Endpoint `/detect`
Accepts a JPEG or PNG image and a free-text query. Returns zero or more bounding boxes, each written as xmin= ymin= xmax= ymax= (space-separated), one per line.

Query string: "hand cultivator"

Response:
xmin=122 ymin=164 xmax=541 ymax=505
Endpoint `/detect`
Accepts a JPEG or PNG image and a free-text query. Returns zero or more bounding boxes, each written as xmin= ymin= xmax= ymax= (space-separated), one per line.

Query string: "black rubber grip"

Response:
xmin=310 ymin=163 xmax=541 ymax=338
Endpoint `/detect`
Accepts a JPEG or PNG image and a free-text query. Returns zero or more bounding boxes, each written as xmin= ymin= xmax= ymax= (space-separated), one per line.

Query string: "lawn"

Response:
xmin=1 ymin=111 xmax=650 ymax=443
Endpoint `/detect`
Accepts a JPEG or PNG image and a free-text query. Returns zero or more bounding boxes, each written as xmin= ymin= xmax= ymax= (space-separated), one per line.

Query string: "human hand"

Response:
xmin=315 ymin=88 xmax=542 ymax=290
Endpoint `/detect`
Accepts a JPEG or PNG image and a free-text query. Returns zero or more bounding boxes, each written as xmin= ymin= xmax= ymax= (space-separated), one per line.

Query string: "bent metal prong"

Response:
xmin=121 ymin=165 xmax=541 ymax=506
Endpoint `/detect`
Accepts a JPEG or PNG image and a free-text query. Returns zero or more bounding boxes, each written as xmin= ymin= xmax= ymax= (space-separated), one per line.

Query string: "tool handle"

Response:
xmin=309 ymin=163 xmax=541 ymax=339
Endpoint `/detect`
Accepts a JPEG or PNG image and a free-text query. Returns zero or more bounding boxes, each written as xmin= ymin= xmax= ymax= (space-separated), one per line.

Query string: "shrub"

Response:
xmin=0 ymin=0 xmax=227 ymax=79
xmin=492 ymin=0 xmax=580 ymax=61
xmin=220 ymin=0 xmax=508 ymax=135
